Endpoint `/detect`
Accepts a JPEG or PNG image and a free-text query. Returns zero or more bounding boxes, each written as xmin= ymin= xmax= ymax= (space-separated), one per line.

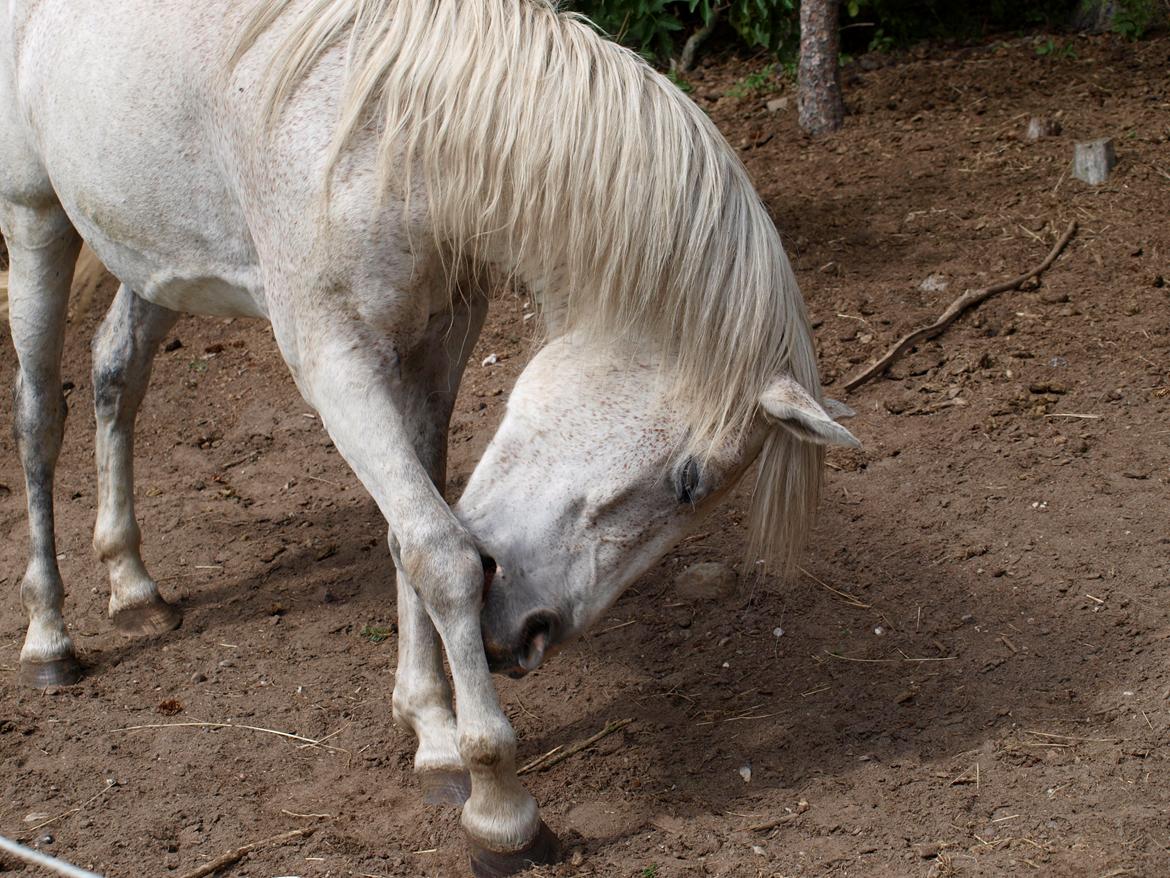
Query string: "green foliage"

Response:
xmin=1034 ymin=35 xmax=1078 ymax=57
xmin=567 ymin=0 xmax=1160 ymax=64
xmin=361 ymin=624 xmax=393 ymax=643
xmin=641 ymin=867 xmax=659 ymax=878
xmin=726 ymin=64 xmax=781 ymax=97
xmin=666 ymin=69 xmax=694 ymax=91
xmin=1112 ymin=0 xmax=1163 ymax=39
xmin=572 ymin=0 xmax=796 ymax=61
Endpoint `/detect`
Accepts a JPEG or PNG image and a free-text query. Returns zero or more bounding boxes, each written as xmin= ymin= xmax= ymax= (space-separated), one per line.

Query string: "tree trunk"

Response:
xmin=798 ymin=0 xmax=844 ymax=136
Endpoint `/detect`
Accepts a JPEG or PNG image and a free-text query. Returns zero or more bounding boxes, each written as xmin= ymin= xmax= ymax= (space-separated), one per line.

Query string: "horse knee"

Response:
xmin=91 ymin=335 xmax=137 ymax=421
xmin=399 ymin=533 xmax=483 ymax=619
xmin=12 ymin=371 xmax=67 ymax=460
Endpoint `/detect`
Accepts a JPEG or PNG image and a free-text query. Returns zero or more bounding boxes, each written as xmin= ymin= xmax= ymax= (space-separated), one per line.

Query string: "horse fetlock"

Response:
xmin=458 ymin=720 xmax=517 ymax=772
xmin=93 ymin=520 xmax=143 ymax=564
xmin=19 ymin=559 xmax=64 ymax=613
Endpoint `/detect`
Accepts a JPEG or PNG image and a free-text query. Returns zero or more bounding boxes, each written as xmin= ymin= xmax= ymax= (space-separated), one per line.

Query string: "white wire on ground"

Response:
xmin=0 ymin=834 xmax=105 ymax=878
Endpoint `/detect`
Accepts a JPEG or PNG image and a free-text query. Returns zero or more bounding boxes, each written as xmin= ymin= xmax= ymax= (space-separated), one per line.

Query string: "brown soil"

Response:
xmin=2 ymin=31 xmax=1169 ymax=878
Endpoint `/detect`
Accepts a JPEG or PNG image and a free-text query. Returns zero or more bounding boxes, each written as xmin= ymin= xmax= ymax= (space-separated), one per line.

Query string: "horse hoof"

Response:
xmin=420 ymin=769 xmax=471 ymax=806
xmin=111 ymin=598 xmax=183 ymax=637
xmin=468 ymin=821 xmax=560 ymax=878
xmin=19 ymin=656 xmax=84 ymax=689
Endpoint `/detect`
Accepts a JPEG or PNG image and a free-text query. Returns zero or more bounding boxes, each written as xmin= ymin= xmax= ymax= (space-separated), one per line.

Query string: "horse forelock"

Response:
xmin=232 ymin=0 xmax=823 ymax=573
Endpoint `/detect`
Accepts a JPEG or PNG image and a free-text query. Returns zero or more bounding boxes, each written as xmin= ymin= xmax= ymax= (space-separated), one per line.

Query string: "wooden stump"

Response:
xmin=1025 ymin=116 xmax=1062 ymax=140
xmin=1073 ymin=138 xmax=1117 ymax=185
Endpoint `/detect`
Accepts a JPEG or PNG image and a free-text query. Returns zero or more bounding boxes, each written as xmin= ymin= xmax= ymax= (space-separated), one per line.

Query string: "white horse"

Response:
xmin=0 ymin=0 xmax=858 ymax=873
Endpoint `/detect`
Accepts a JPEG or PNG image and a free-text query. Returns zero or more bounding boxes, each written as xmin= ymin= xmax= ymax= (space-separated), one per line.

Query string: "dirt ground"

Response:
xmin=2 ymin=30 xmax=1169 ymax=878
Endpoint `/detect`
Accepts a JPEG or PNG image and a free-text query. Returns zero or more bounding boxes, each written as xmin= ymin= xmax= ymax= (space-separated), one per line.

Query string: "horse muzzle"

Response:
xmin=482 ymin=605 xmax=564 ymax=678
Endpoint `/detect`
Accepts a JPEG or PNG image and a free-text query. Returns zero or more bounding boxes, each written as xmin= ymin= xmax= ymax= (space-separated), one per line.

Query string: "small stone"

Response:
xmin=772 ymin=627 xmax=784 ymax=638
xmin=164 ymin=338 xmax=183 ymax=352
xmin=675 ymin=561 xmax=737 ymax=602
xmin=916 ymin=842 xmax=940 ymax=859
xmin=191 ymin=672 xmax=207 ymax=683
xmin=738 ymin=764 xmax=752 ymax=783
xmin=884 ymin=395 xmax=914 ymax=415
xmin=481 ymin=353 xmax=499 ymax=367
xmin=919 ymin=273 xmax=948 ymax=293
xmin=1039 ymin=289 xmax=1069 ymax=304
xmin=1029 ymin=381 xmax=1068 ymax=395
xmin=39 ymin=835 xmax=53 ymax=845
xmin=765 ymin=97 xmax=789 ymax=112
xmin=570 ymin=849 xmax=584 ymax=867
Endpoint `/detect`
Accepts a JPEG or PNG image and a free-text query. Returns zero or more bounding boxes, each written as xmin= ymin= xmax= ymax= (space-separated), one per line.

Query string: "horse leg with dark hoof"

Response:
xmin=420 ymin=768 xmax=472 ymax=806
xmin=467 ymin=821 xmax=561 ymax=878
xmin=19 ymin=655 xmax=85 ymax=689
xmin=110 ymin=596 xmax=183 ymax=638
xmin=92 ymin=284 xmax=182 ymax=641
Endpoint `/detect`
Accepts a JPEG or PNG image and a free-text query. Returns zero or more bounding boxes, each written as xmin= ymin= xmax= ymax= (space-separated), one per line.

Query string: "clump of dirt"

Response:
xmin=2 ymin=31 xmax=1168 ymax=878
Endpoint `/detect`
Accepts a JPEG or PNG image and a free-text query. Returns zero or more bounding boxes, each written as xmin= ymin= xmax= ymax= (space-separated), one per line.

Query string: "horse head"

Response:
xmin=456 ymin=334 xmax=858 ymax=677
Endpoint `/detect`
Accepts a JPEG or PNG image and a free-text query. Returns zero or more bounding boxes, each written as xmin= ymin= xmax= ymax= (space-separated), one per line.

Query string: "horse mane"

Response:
xmin=230 ymin=0 xmax=825 ymax=574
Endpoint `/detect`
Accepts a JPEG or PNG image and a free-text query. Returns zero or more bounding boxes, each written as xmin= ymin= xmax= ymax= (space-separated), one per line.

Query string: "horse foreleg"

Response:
xmin=391 ymin=294 xmax=487 ymax=807
xmin=1 ymin=202 xmax=83 ymax=687
xmin=392 ymin=571 xmax=468 ymax=804
xmin=286 ymin=319 xmax=556 ymax=874
xmin=91 ymin=285 xmax=181 ymax=635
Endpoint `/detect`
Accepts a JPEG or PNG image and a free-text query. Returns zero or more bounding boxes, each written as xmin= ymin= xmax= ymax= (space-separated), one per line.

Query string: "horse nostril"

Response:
xmin=517 ymin=612 xmax=558 ymax=673
xmin=480 ymin=554 xmax=497 ymax=600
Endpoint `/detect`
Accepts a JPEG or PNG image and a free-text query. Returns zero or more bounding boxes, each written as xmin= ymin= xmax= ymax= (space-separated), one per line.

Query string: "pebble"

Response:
xmin=481 ymin=353 xmax=499 ymax=367
xmin=919 ymin=273 xmax=948 ymax=293
xmin=915 ymin=841 xmax=940 ymax=859
xmin=675 ymin=561 xmax=737 ymax=602
xmin=191 ymin=671 xmax=207 ymax=683
xmin=772 ymin=627 xmax=784 ymax=638
xmin=738 ymin=764 xmax=752 ymax=783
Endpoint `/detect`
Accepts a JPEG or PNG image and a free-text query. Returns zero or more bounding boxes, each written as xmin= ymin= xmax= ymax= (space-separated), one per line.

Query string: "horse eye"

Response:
xmin=676 ymin=457 xmax=701 ymax=505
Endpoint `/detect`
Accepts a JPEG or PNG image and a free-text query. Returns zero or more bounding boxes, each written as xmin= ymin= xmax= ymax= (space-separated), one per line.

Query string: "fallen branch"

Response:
xmin=175 ymin=828 xmax=315 ymax=878
xmin=517 ymin=718 xmax=632 ymax=775
xmin=844 ymin=220 xmax=1077 ymax=392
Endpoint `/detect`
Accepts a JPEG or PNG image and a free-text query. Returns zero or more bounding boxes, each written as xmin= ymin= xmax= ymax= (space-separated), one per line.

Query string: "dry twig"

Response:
xmin=518 ymin=718 xmax=631 ymax=775
xmin=175 ymin=828 xmax=315 ymax=878
xmin=110 ymin=721 xmax=347 ymax=753
xmin=844 ymin=220 xmax=1077 ymax=392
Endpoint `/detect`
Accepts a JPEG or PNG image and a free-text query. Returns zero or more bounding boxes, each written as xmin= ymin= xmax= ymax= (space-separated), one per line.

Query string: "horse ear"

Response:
xmin=759 ymin=376 xmax=861 ymax=447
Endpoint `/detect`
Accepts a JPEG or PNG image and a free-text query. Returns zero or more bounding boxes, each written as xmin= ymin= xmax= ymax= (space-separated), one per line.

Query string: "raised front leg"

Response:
xmin=91 ymin=285 xmax=182 ymax=635
xmin=1 ymin=202 xmax=83 ymax=687
xmin=285 ymin=312 xmax=557 ymax=875
xmin=389 ymin=297 xmax=488 ymax=806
